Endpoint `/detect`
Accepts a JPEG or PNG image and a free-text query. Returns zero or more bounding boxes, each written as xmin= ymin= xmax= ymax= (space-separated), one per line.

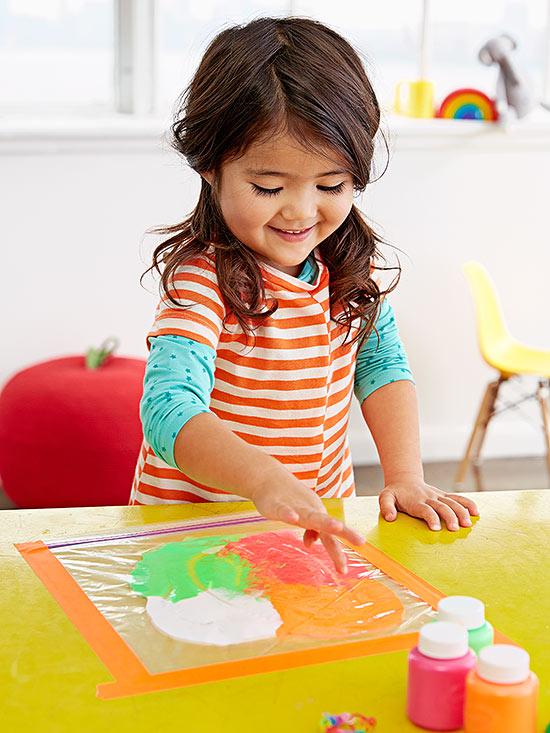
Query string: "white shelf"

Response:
xmin=1 ymin=108 xmax=550 ymax=155
xmin=0 ymin=114 xmax=170 ymax=155
xmin=384 ymin=108 xmax=550 ymax=150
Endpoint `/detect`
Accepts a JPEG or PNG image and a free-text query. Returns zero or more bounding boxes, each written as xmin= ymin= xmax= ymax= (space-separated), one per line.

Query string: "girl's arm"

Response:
xmin=361 ymin=381 xmax=478 ymax=530
xmin=174 ymin=411 xmax=364 ymax=573
xmin=142 ymin=334 xmax=363 ymax=572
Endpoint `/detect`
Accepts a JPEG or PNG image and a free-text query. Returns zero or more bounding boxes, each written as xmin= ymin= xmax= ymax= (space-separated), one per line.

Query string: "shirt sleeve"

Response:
xmin=140 ymin=334 xmax=216 ymax=469
xmin=142 ymin=255 xmax=224 ymax=468
xmin=354 ymin=299 xmax=415 ymax=405
xmin=148 ymin=254 xmax=225 ymax=350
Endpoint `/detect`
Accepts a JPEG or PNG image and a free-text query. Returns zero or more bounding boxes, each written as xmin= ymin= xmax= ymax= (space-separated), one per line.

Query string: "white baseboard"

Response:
xmin=349 ymin=422 xmax=546 ymax=466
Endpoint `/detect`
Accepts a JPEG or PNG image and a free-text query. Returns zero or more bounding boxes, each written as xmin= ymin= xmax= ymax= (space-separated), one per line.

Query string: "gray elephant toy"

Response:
xmin=478 ymin=34 xmax=536 ymax=121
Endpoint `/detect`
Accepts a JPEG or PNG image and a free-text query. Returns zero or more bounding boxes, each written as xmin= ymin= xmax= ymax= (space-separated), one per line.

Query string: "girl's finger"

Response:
xmin=446 ymin=493 xmax=479 ymax=517
xmin=298 ymin=509 xmax=364 ymax=547
xmin=379 ymin=489 xmax=397 ymax=521
xmin=299 ymin=509 xmax=344 ymax=535
xmin=413 ymin=503 xmax=442 ymax=531
xmin=298 ymin=510 xmax=365 ymax=546
xmin=427 ymin=499 xmax=459 ymax=531
xmin=438 ymin=496 xmax=472 ymax=527
xmin=275 ymin=504 xmax=300 ymax=525
xmin=338 ymin=524 xmax=365 ymax=547
xmin=320 ymin=533 xmax=348 ymax=574
xmin=303 ymin=528 xmax=320 ymax=547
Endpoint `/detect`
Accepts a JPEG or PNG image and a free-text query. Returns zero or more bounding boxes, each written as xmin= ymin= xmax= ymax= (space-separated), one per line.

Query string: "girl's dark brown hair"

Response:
xmin=145 ymin=16 xmax=399 ymax=345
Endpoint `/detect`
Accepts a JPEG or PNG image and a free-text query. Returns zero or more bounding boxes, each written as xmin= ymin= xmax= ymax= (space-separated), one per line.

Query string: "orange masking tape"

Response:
xmin=16 ymin=539 xmax=513 ymax=699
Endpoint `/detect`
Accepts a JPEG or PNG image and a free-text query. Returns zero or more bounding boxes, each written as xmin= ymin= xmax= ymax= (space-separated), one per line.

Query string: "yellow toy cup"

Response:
xmin=394 ymin=80 xmax=435 ymax=118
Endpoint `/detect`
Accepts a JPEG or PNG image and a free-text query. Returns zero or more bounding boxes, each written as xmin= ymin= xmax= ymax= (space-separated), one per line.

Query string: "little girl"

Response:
xmin=131 ymin=17 xmax=478 ymax=572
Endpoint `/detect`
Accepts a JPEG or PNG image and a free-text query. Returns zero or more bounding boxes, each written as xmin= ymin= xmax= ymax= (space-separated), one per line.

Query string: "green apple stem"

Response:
xmin=85 ymin=337 xmax=120 ymax=369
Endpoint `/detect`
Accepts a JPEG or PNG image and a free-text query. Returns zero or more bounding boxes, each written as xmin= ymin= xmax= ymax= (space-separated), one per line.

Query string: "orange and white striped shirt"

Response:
xmin=130 ymin=248 xmax=365 ymax=504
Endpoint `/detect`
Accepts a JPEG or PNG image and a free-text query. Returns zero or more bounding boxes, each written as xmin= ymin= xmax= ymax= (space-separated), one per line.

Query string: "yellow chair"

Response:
xmin=455 ymin=261 xmax=550 ymax=490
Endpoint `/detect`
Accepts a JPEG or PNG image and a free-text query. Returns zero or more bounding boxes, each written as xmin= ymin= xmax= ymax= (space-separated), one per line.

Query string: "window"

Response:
xmin=157 ymin=0 xmax=288 ymax=114
xmin=290 ymin=0 xmax=423 ymax=112
xmin=0 ymin=0 xmax=549 ymax=118
xmin=0 ymin=0 xmax=114 ymax=114
xmin=429 ymin=0 xmax=548 ymax=101
xmin=292 ymin=0 xmax=549 ymax=112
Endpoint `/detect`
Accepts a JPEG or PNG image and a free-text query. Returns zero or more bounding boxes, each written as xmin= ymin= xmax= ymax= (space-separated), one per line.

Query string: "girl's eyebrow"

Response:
xmin=245 ymin=168 xmax=348 ymax=178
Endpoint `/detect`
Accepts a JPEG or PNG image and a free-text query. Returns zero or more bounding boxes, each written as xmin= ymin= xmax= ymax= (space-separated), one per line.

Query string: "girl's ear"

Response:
xmin=201 ymin=171 xmax=214 ymax=186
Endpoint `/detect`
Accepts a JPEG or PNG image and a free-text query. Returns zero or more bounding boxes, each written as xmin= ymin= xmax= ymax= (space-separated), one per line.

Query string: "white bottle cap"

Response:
xmin=438 ymin=596 xmax=485 ymax=630
xmin=477 ymin=645 xmax=530 ymax=684
xmin=418 ymin=621 xmax=469 ymax=660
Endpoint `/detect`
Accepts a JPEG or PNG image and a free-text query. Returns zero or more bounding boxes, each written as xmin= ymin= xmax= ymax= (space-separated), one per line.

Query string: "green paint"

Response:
xmin=429 ymin=617 xmax=494 ymax=655
xmin=130 ymin=536 xmax=253 ymax=603
xmin=468 ymin=620 xmax=494 ymax=655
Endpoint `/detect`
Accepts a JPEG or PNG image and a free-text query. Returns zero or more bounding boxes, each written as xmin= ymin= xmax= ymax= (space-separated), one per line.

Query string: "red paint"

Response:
xmin=223 ymin=531 xmax=370 ymax=587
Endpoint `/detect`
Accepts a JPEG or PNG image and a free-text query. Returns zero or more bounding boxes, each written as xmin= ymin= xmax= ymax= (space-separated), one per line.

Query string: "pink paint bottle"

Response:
xmin=407 ymin=621 xmax=477 ymax=730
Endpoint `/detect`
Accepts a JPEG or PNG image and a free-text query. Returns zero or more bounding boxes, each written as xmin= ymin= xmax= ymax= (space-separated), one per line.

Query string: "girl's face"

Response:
xmin=203 ymin=133 xmax=355 ymax=276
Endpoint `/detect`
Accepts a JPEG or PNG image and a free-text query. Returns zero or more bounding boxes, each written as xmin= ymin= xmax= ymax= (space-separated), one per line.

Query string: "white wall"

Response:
xmin=2 ymin=119 xmax=549 ymax=465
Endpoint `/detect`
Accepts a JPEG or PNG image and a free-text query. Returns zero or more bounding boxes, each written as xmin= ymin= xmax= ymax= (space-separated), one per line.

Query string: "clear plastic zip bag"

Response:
xmin=18 ymin=511 xmax=439 ymax=697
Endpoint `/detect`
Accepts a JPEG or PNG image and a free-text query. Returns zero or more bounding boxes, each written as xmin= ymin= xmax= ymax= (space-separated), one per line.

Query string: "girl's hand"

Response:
xmin=250 ymin=469 xmax=365 ymax=574
xmin=379 ymin=476 xmax=479 ymax=531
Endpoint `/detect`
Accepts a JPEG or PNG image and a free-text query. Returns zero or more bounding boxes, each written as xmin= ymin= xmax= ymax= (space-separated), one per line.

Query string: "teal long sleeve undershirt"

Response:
xmin=141 ymin=256 xmax=414 ymax=468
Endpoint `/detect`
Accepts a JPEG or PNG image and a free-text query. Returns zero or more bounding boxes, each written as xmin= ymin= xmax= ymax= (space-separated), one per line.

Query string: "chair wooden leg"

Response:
xmin=469 ymin=379 xmax=503 ymax=491
xmin=454 ymin=377 xmax=504 ymax=491
xmin=536 ymin=379 xmax=550 ymax=487
xmin=454 ymin=382 xmax=494 ymax=490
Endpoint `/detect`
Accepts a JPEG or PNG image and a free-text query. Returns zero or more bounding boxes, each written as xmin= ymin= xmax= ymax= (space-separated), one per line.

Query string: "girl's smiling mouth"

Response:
xmin=268 ymin=224 xmax=316 ymax=241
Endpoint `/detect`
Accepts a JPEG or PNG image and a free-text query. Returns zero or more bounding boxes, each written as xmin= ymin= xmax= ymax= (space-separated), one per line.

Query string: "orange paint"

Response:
xmin=267 ymin=578 xmax=404 ymax=639
xmin=464 ymin=668 xmax=539 ymax=732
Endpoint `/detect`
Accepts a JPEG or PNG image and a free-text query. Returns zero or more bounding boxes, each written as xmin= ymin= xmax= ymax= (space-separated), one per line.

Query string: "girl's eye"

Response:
xmin=251 ymin=182 xmax=346 ymax=197
xmin=252 ymin=184 xmax=282 ymax=196
xmin=318 ymin=182 xmax=346 ymax=195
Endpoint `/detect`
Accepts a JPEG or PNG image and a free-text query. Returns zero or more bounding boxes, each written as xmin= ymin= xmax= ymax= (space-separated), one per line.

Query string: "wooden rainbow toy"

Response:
xmin=437 ymin=88 xmax=498 ymax=121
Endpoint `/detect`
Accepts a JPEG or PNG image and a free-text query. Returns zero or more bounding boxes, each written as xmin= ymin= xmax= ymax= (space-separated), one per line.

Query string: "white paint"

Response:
xmin=145 ymin=589 xmax=282 ymax=645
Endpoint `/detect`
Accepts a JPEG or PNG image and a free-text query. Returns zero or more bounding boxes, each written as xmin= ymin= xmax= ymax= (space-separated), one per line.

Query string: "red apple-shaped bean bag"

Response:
xmin=0 ymin=339 xmax=146 ymax=508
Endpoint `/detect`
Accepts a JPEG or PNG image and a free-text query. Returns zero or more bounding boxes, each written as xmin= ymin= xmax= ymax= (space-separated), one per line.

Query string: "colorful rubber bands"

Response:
xmin=320 ymin=712 xmax=376 ymax=732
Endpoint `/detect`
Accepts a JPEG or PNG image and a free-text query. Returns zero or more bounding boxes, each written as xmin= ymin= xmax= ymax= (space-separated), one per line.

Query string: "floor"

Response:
xmin=353 ymin=455 xmax=549 ymax=496
xmin=0 ymin=456 xmax=547 ymax=509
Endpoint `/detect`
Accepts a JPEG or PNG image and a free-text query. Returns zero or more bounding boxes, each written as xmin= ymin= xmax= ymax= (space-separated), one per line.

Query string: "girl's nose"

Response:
xmin=280 ymin=194 xmax=317 ymax=223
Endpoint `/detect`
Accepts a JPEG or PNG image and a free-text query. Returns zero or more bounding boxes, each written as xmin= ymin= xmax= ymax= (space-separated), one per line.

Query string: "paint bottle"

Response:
xmin=437 ymin=596 xmax=494 ymax=654
xmin=464 ymin=644 xmax=539 ymax=733
xmin=407 ymin=621 xmax=476 ymax=730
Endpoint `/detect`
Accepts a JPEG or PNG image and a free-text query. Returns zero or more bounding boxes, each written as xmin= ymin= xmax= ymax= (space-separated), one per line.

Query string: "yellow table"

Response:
xmin=2 ymin=491 xmax=549 ymax=732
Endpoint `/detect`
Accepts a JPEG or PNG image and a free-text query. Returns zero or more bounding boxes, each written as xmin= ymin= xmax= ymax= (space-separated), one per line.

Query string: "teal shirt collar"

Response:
xmin=298 ymin=253 xmax=319 ymax=284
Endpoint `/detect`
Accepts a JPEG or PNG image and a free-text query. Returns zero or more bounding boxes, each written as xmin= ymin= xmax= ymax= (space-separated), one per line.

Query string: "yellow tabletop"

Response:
xmin=2 ymin=491 xmax=549 ymax=732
